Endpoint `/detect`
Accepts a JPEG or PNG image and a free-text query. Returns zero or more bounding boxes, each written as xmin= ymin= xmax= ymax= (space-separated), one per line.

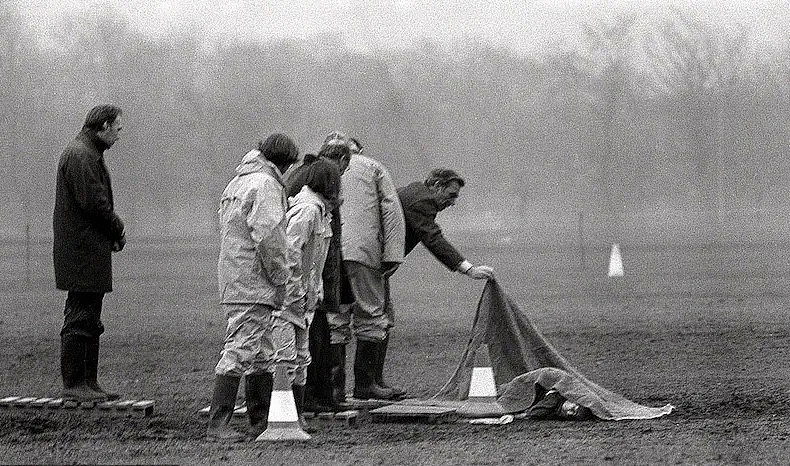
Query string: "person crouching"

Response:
xmin=275 ymin=155 xmax=342 ymax=430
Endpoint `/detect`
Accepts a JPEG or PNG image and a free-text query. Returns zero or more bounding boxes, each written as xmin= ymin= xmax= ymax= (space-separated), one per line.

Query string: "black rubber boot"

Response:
xmin=292 ymin=384 xmax=316 ymax=433
xmin=245 ymin=372 xmax=273 ymax=439
xmin=85 ymin=337 xmax=121 ymax=401
xmin=207 ymin=375 xmax=245 ymax=441
xmin=353 ymin=340 xmax=395 ymax=400
xmin=376 ymin=334 xmax=407 ymax=399
xmin=61 ymin=335 xmax=106 ymax=402
xmin=329 ymin=343 xmax=347 ymax=406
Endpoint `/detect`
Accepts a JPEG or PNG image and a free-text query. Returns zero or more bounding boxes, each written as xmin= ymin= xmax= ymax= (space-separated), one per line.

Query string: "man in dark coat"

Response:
xmin=397 ymin=168 xmax=494 ymax=277
xmin=53 ymin=104 xmax=126 ymax=402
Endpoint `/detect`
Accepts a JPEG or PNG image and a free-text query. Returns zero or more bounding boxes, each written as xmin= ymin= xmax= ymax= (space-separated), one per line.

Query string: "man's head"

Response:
xmin=321 ymin=130 xmax=348 ymax=149
xmin=258 ymin=133 xmax=299 ymax=174
xmin=425 ymin=168 xmax=465 ymax=211
xmin=83 ymin=105 xmax=123 ymax=148
xmin=318 ymin=142 xmax=351 ymax=174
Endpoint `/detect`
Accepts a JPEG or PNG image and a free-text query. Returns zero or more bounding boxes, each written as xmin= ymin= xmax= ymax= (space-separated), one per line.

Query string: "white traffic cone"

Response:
xmin=255 ymin=365 xmax=311 ymax=442
xmin=607 ymin=243 xmax=624 ymax=278
xmin=457 ymin=344 xmax=505 ymax=418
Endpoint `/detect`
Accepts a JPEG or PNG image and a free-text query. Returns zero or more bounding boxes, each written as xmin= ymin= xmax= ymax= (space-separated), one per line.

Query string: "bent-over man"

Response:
xmin=398 ymin=168 xmax=494 ymax=278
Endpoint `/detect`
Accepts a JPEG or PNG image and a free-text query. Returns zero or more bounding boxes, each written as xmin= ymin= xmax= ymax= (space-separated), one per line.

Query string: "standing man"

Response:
xmin=53 ymin=104 xmax=126 ymax=402
xmin=398 ymin=168 xmax=494 ymax=278
xmin=331 ymin=137 xmax=406 ymax=401
xmin=208 ymin=133 xmax=299 ymax=441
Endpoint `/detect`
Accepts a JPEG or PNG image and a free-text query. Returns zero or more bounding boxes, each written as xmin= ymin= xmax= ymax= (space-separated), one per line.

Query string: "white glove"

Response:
xmin=466 ymin=265 xmax=494 ymax=280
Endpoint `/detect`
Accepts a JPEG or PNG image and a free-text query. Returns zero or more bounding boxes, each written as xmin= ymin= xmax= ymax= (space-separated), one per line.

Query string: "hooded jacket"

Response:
xmin=53 ymin=128 xmax=125 ymax=292
xmin=217 ymin=149 xmax=290 ymax=305
xmin=279 ymin=185 xmax=333 ymax=328
xmin=340 ymin=154 xmax=405 ymax=269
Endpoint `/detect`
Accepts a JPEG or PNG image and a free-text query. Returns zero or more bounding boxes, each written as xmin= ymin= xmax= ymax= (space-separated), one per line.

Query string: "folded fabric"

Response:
xmin=432 ymin=280 xmax=673 ymax=421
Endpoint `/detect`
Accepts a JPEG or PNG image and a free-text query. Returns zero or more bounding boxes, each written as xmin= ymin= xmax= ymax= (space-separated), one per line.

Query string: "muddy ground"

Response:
xmin=1 ymin=240 xmax=788 ymax=464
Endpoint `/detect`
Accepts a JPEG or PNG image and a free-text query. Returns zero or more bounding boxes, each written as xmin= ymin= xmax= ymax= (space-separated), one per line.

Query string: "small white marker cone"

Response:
xmin=255 ymin=365 xmax=311 ymax=442
xmin=608 ymin=243 xmax=624 ymax=278
xmin=458 ymin=344 xmax=506 ymax=418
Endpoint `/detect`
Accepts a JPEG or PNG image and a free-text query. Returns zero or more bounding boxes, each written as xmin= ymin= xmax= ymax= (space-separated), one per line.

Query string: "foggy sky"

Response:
xmin=18 ymin=0 xmax=790 ymax=55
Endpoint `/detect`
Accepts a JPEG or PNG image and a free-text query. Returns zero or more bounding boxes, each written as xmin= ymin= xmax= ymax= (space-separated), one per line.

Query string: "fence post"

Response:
xmin=25 ymin=222 xmax=31 ymax=288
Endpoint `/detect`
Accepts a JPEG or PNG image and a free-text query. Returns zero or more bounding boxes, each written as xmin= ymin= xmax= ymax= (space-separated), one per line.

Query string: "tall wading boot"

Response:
xmin=376 ymin=334 xmax=407 ymax=399
xmin=85 ymin=336 xmax=121 ymax=400
xmin=61 ymin=335 xmax=106 ymax=402
xmin=245 ymin=372 xmax=273 ymax=439
xmin=353 ymin=340 xmax=396 ymax=400
xmin=329 ymin=343 xmax=347 ymax=406
xmin=206 ymin=375 xmax=245 ymax=441
xmin=292 ymin=384 xmax=316 ymax=434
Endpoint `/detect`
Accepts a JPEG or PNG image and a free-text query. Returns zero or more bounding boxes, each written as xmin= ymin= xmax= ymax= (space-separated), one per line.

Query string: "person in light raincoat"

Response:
xmin=207 ymin=133 xmax=299 ymax=441
xmin=275 ymin=154 xmax=342 ymax=429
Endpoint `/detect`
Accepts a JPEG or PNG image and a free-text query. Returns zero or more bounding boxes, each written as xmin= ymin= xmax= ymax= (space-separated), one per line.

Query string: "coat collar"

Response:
xmin=236 ymin=149 xmax=285 ymax=185
xmin=290 ymin=185 xmax=327 ymax=216
xmin=77 ymin=128 xmax=110 ymax=156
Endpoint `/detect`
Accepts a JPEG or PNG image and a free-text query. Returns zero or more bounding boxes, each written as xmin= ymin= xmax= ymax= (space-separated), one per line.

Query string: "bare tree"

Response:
xmin=641 ymin=7 xmax=752 ymax=241
xmin=577 ymin=14 xmax=638 ymax=244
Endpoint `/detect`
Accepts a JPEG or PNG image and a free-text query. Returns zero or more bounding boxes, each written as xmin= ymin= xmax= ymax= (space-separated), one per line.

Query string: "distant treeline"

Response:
xmin=1 ymin=5 xmax=788 ymax=244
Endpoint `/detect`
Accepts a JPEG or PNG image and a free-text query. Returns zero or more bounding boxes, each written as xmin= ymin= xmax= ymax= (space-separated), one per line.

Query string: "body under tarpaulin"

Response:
xmin=432 ymin=280 xmax=673 ymax=420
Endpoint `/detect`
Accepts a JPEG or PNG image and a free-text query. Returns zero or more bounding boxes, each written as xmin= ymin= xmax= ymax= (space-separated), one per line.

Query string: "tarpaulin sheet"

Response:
xmin=432 ymin=280 xmax=673 ymax=420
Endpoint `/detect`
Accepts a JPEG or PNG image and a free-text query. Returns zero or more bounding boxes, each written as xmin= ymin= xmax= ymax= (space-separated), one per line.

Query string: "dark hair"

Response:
xmin=425 ymin=168 xmax=465 ymax=188
xmin=258 ymin=133 xmax=299 ymax=167
xmin=318 ymin=143 xmax=350 ymax=162
xmin=83 ymin=105 xmax=122 ymax=131
xmin=286 ymin=157 xmax=341 ymax=203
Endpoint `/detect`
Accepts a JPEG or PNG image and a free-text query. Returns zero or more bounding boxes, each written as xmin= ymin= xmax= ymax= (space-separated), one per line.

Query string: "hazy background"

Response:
xmin=2 ymin=0 xmax=789 ymax=245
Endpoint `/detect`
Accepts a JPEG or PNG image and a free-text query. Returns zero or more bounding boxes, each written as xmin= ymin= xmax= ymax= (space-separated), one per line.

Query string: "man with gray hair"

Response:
xmin=329 ymin=136 xmax=406 ymax=401
xmin=398 ymin=168 xmax=494 ymax=277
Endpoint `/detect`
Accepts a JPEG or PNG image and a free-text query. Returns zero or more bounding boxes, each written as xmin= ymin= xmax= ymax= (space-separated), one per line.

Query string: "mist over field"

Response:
xmin=2 ymin=1 xmax=789 ymax=245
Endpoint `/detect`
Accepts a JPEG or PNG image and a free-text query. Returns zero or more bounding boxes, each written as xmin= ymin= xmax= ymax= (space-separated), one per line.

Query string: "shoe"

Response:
xmin=85 ymin=337 xmax=120 ymax=400
xmin=61 ymin=335 xmax=106 ymax=402
xmin=353 ymin=340 xmax=396 ymax=400
xmin=245 ymin=372 xmax=273 ymax=438
xmin=206 ymin=375 xmax=245 ymax=441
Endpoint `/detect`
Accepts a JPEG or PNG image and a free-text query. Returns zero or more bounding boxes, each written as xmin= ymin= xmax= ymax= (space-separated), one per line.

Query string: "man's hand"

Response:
xmin=112 ymin=234 xmax=126 ymax=252
xmin=380 ymin=261 xmax=400 ymax=278
xmin=465 ymin=265 xmax=494 ymax=280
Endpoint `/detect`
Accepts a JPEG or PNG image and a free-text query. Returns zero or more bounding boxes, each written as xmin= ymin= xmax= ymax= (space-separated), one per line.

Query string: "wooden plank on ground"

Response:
xmin=341 ymin=397 xmax=392 ymax=410
xmin=132 ymin=400 xmax=155 ymax=417
xmin=12 ymin=397 xmax=38 ymax=407
xmin=370 ymin=404 xmax=458 ymax=424
xmin=0 ymin=396 xmax=22 ymax=407
xmin=46 ymin=399 xmax=64 ymax=409
xmin=30 ymin=398 xmax=54 ymax=408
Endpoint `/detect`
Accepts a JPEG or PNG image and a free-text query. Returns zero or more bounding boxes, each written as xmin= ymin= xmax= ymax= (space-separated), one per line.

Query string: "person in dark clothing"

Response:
xmin=284 ymin=141 xmax=351 ymax=412
xmin=53 ymin=104 xmax=126 ymax=402
xmin=397 ymin=168 xmax=494 ymax=279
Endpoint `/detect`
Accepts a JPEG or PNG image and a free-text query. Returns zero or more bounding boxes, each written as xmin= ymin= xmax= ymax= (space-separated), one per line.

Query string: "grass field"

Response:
xmin=1 ymin=236 xmax=789 ymax=464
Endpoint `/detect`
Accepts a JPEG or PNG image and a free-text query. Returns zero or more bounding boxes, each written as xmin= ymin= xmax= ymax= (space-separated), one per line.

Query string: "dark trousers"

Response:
xmin=306 ymin=307 xmax=332 ymax=405
xmin=61 ymin=291 xmax=105 ymax=339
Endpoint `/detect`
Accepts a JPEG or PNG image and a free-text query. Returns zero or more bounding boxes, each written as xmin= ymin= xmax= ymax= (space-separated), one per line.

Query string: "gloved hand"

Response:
xmin=380 ymin=261 xmax=400 ymax=278
xmin=112 ymin=234 xmax=126 ymax=252
xmin=465 ymin=264 xmax=494 ymax=280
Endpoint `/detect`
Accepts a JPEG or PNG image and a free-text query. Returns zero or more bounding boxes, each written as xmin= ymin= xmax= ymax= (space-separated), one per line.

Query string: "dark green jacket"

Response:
xmin=53 ymin=129 xmax=125 ymax=292
xmin=397 ymin=181 xmax=464 ymax=271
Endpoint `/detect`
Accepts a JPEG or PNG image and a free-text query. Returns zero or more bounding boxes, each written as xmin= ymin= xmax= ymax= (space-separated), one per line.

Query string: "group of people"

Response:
xmin=52 ymin=105 xmax=494 ymax=442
